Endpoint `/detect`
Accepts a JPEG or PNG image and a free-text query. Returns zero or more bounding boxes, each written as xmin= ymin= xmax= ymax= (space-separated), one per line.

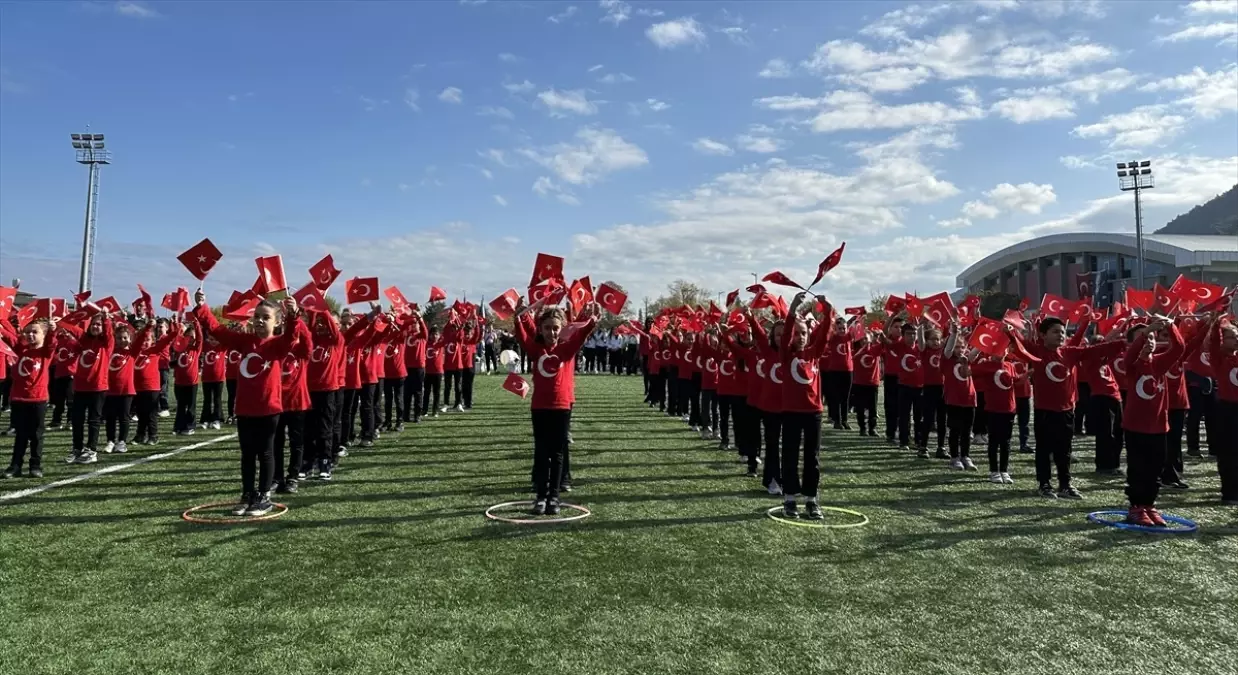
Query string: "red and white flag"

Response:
xmin=345 ymin=277 xmax=379 ymax=304
xmin=502 ymin=372 xmax=531 ymax=399
xmin=969 ymin=319 xmax=1010 ymax=357
xmin=1039 ymin=293 xmax=1075 ymax=320
xmin=597 ymin=283 xmax=628 ymax=315
xmin=255 ymin=255 xmax=288 ymax=294
xmin=488 ymin=289 xmax=520 ymax=320
xmin=292 ymin=282 xmax=328 ymax=312
xmin=530 ymin=253 xmax=565 ymax=287
xmin=811 ymin=242 xmax=845 ymax=287
xmin=384 ymin=286 xmax=411 ymax=312
xmin=177 ymin=239 xmax=223 ymax=281
xmin=568 ymin=276 xmax=594 ymax=313
xmin=428 ymin=286 xmax=447 ymax=303
xmin=309 ymin=254 xmax=341 ymax=291
xmin=0 ymin=286 xmax=16 ymax=321
xmin=761 ymin=271 xmax=804 ymax=290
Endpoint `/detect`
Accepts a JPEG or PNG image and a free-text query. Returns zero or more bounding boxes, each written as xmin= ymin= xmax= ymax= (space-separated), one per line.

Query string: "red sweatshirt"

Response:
xmin=749 ymin=319 xmax=784 ymax=413
xmin=403 ymin=315 xmax=428 ymax=370
xmin=53 ymin=339 xmax=78 ymax=379
xmin=853 ymin=343 xmax=882 ymax=387
xmin=821 ymin=332 xmax=854 ymax=372
xmin=134 ymin=326 xmax=177 ymax=393
xmin=1122 ymin=325 xmax=1184 ymax=434
xmin=195 ymin=304 xmax=304 ymax=417
xmin=942 ymin=352 xmax=976 ymax=408
xmin=2 ymin=321 xmax=56 ymax=403
xmin=107 ymin=341 xmax=139 ymax=396
xmin=59 ymin=318 xmax=115 ymax=393
xmin=307 ymin=312 xmax=345 ymax=393
xmin=280 ymin=320 xmax=313 ymax=413
xmin=514 ymin=313 xmax=596 ymax=410
xmin=1027 ymin=322 xmax=1123 ymax=411
xmin=1207 ymin=323 xmax=1238 ymax=403
xmin=972 ymin=359 xmax=1020 ymax=414
xmin=172 ymin=324 xmax=203 ymax=387
xmin=201 ymin=345 xmax=227 ymax=384
xmin=779 ymin=317 xmax=831 ymax=414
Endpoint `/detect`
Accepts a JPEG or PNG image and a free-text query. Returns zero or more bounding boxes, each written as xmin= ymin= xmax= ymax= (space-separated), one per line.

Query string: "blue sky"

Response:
xmin=1 ymin=0 xmax=1235 ymax=310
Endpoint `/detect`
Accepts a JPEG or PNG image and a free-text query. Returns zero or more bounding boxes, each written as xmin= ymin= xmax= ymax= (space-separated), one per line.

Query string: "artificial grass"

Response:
xmin=1 ymin=376 xmax=1235 ymax=675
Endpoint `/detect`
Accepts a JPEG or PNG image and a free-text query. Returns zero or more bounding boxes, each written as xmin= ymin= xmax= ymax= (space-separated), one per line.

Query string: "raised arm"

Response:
xmin=193 ymin=304 xmax=250 ymax=352
xmin=1150 ymin=323 xmax=1184 ymax=377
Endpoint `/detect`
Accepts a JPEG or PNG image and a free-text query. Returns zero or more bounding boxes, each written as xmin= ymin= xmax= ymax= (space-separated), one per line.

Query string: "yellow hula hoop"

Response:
xmin=766 ymin=505 xmax=869 ymax=529
xmin=484 ymin=500 xmax=593 ymax=524
xmin=182 ymin=501 xmax=290 ymax=524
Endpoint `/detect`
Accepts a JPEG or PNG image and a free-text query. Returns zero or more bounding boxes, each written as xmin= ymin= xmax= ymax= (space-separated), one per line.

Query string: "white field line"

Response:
xmin=0 ymin=433 xmax=237 ymax=503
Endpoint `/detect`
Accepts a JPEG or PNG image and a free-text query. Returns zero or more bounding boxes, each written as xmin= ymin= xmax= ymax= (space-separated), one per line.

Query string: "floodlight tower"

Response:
xmin=70 ymin=132 xmax=111 ymax=295
xmin=1117 ymin=160 xmax=1153 ymax=290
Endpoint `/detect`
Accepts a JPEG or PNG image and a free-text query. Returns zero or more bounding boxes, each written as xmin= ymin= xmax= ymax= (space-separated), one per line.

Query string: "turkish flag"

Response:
xmin=224 ymin=297 xmax=260 ymax=321
xmin=161 ymin=293 xmax=177 ymax=312
xmin=772 ymin=295 xmax=789 ymax=319
xmin=488 ymin=289 xmax=520 ymax=320
xmin=1198 ymin=287 xmax=1235 ymax=314
xmin=344 ymin=277 xmax=379 ymax=304
xmin=292 ymin=282 xmax=328 ymax=312
xmin=761 ymin=271 xmax=804 ymax=290
xmin=172 ymin=288 xmax=191 ymax=313
xmin=924 ymin=295 xmax=954 ymax=327
xmin=135 ymin=284 xmax=153 ymax=316
xmin=1039 ymin=293 xmax=1075 ymax=319
xmin=95 ymin=296 xmax=123 ymax=314
xmin=1018 ymin=298 xmax=1029 ymax=312
xmin=725 ymin=289 xmax=739 ymax=308
xmin=48 ymin=298 xmax=67 ymax=319
xmin=177 ymin=239 xmax=223 ymax=281
xmin=384 ymin=286 xmax=411 ymax=311
xmin=597 ymin=283 xmax=627 ymax=315
xmin=1169 ymin=275 xmax=1225 ymax=309
xmin=883 ymin=295 xmax=906 ymax=316
xmin=502 ymin=372 xmax=530 ymax=398
xmin=1152 ymin=283 xmax=1180 ymax=316
xmin=568 ymin=276 xmax=594 ymax=313
xmin=811 ymin=242 xmax=846 ymax=287
xmin=844 ymin=306 xmax=866 ymax=317
xmin=73 ymin=290 xmax=92 ymax=306
xmin=428 ymin=286 xmax=447 ymax=303
xmin=16 ymin=302 xmax=40 ymax=329
xmin=255 ymin=256 xmax=288 ymax=294
xmin=309 ymin=254 xmax=341 ymax=291
xmin=1075 ymin=271 xmax=1095 ymax=299
xmin=904 ymin=294 xmax=924 ymax=320
xmin=750 ymin=292 xmax=775 ymax=310
xmin=1098 ymin=305 xmax=1131 ymax=336
xmin=1002 ymin=309 xmax=1026 ymax=330
xmin=0 ymin=286 xmax=16 ymax=320
xmin=958 ymin=295 xmax=981 ymax=328
xmin=0 ymin=338 xmax=15 ymax=361
xmin=969 ymin=319 xmax=1011 ymax=357
xmin=1069 ymin=296 xmax=1095 ymax=323
xmin=1125 ymin=288 xmax=1154 ymax=311
xmin=706 ymin=301 xmax=723 ymax=325
xmin=746 ymin=284 xmax=767 ymax=295
xmin=530 ymin=253 xmax=565 ymax=287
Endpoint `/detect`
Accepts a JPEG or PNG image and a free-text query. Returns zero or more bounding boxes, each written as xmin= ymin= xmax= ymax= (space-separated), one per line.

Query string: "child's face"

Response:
xmin=116 ymin=330 xmax=133 ymax=349
xmin=251 ymin=306 xmax=278 ymax=338
xmin=771 ymin=323 xmax=785 ymax=344
xmin=925 ymin=332 xmax=942 ymax=349
xmin=791 ymin=322 xmax=808 ymax=351
xmin=143 ymin=332 xmax=156 ymax=349
xmin=87 ymin=315 xmax=105 ymax=336
xmin=155 ymin=322 xmax=168 ymax=337
xmin=888 ymin=323 xmax=904 ymax=339
xmin=1042 ymin=324 xmax=1066 ymax=348
xmin=1221 ymin=325 xmax=1237 ymax=350
xmin=20 ymin=323 xmax=45 ymax=347
xmin=540 ymin=317 xmax=563 ymax=345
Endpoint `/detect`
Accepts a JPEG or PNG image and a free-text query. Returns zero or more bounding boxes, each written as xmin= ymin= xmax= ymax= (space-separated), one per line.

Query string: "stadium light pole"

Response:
xmin=71 ymin=132 xmax=111 ymax=295
xmin=1117 ymin=160 xmax=1153 ymax=290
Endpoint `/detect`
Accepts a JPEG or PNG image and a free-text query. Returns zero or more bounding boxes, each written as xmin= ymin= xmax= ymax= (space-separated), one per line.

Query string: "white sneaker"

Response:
xmin=989 ymin=472 xmax=1004 ymax=484
xmin=65 ymin=450 xmax=80 ymax=464
xmin=115 ymin=441 xmax=128 ymax=454
xmin=767 ymin=479 xmax=782 ymax=495
xmin=158 ymin=410 xmax=170 ymax=418
xmin=699 ymin=428 xmax=712 ymax=440
xmin=210 ymin=421 xmax=221 ymax=430
xmin=690 ymin=425 xmax=699 ymax=432
xmin=682 ymin=415 xmax=690 ymax=422
xmin=183 ymin=428 xmax=195 ymax=436
xmin=454 ymin=404 xmax=465 ymax=412
xmin=440 ymin=406 xmax=449 ymax=413
xmin=76 ymin=450 xmax=98 ymax=464
xmin=130 ymin=415 xmax=138 ymax=422
xmin=197 ymin=423 xmax=208 ymax=430
xmin=949 ymin=458 xmax=964 ymax=470
xmin=104 ymin=441 xmax=115 ymax=454
xmin=1001 ymin=473 xmax=1014 ymax=484
xmin=962 ymin=457 xmax=977 ymax=471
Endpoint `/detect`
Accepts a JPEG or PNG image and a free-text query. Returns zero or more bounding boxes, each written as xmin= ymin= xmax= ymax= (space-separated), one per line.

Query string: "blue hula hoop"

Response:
xmin=1086 ymin=510 xmax=1199 ymax=534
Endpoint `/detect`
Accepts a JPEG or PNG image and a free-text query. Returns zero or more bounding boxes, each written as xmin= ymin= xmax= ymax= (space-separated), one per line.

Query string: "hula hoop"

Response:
xmin=484 ymin=500 xmax=592 ymax=525
xmin=182 ymin=501 xmax=289 ymax=524
xmin=1086 ymin=510 xmax=1198 ymax=534
xmin=766 ymin=505 xmax=869 ymax=529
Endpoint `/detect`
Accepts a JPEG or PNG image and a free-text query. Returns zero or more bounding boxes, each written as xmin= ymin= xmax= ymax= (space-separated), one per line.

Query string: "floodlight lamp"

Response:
xmin=71 ymin=133 xmax=83 ymax=141
xmin=1139 ymin=160 xmax=1151 ymax=167
xmin=1117 ymin=170 xmax=1128 ymax=177
xmin=1141 ymin=168 xmax=1151 ymax=175
xmin=1116 ymin=162 xmax=1127 ymax=169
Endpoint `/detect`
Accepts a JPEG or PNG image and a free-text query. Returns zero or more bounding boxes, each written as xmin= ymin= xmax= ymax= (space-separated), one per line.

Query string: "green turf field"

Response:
xmin=1 ymin=376 xmax=1235 ymax=675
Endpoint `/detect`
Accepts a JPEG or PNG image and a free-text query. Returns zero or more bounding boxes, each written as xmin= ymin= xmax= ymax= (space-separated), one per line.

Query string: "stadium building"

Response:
xmin=956 ymin=233 xmax=1238 ymax=304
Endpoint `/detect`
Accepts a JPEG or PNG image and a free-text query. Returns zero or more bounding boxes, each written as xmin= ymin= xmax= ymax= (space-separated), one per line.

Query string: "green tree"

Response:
xmin=647 ymin=279 xmax=713 ymax=316
xmin=978 ymin=290 xmax=1021 ymax=320
xmin=421 ymin=300 xmax=448 ymax=329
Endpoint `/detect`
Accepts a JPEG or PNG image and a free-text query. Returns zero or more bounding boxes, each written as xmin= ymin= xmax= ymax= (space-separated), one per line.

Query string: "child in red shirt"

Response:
xmin=2 ymin=318 xmax=58 ymax=478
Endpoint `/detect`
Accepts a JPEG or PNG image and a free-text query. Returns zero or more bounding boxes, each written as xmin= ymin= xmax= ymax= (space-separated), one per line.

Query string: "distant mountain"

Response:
xmin=1155 ymin=184 xmax=1238 ymax=235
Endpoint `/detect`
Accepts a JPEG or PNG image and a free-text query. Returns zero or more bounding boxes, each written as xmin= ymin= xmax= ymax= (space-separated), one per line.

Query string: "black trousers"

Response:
xmin=0 ymin=378 xmax=8 ymax=411
xmin=824 ymin=371 xmax=853 ymax=426
xmin=718 ymin=394 xmax=734 ymax=444
xmin=642 ymin=357 xmax=651 ymax=396
xmin=133 ymin=390 xmax=161 ymax=442
xmin=462 ymin=367 xmax=476 ymax=408
xmin=484 ymin=344 xmax=498 ymax=372
xmin=343 ymin=388 xmax=359 ymax=445
xmin=1186 ymin=386 xmax=1216 ymax=456
xmin=682 ymin=374 xmax=701 ymax=425
xmin=7 ymin=401 xmax=47 ymax=471
xmin=383 ymin=377 xmax=404 ymax=427
xmin=946 ymin=404 xmax=974 ymax=458
xmin=973 ymin=392 xmax=988 ymax=435
xmin=444 ymin=369 xmax=462 ymax=407
xmin=882 ymin=375 xmax=899 ymax=440
xmin=359 ymin=382 xmax=377 ymax=441
xmin=275 ymin=409 xmax=305 ymax=480
xmin=780 ymin=411 xmax=822 ymax=498
xmin=1091 ymin=395 xmax=1123 ymax=471
xmin=50 ymin=376 xmax=73 ymax=426
xmin=1074 ymin=383 xmax=1091 ymax=435
xmin=665 ymin=368 xmax=680 ymax=415
xmin=226 ymin=379 xmax=238 ymax=420
xmin=71 ymin=390 xmax=106 ymax=451
xmin=1016 ymin=397 xmax=1031 ymax=448
xmin=158 ymin=369 xmax=171 ymax=412
xmin=1161 ymin=408 xmax=1187 ymax=484
xmin=734 ymin=398 xmax=761 ymax=471
xmin=918 ymin=385 xmax=944 ymax=449
xmin=174 ymin=384 xmax=197 ymax=433
xmin=987 ymin=411 xmax=1014 ymax=473
xmin=761 ymin=410 xmax=782 ymax=488
xmin=531 ymin=408 xmax=571 ymax=500
xmin=1034 ymin=409 xmax=1074 ymax=488
xmin=237 ymin=414 xmax=279 ymax=495
xmin=404 ymin=369 xmax=425 ymax=421
xmin=851 ymin=384 xmax=878 ymax=433
xmin=897 ymin=385 xmax=921 ymax=448
xmin=422 ymin=374 xmax=442 ymax=416
xmin=309 ymin=390 xmax=337 ymax=467
xmin=200 ymin=381 xmax=223 ymax=425
xmin=700 ymin=388 xmax=717 ymax=431
xmin=1125 ymin=430 xmax=1166 ymax=506
xmin=331 ymin=389 xmax=345 ymax=452
xmin=104 ymin=394 xmax=133 ymax=443
xmin=1216 ymin=400 xmax=1238 ymax=500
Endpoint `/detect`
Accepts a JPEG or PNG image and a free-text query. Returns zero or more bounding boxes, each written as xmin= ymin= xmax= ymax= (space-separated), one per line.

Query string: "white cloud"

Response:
xmin=1059 ymin=155 xmax=1091 ymax=169
xmin=759 ymin=59 xmax=792 ymax=79
xmin=398 ymin=183 xmax=411 ymax=193
xmin=438 ymin=86 xmax=463 ymax=104
xmin=646 ymin=98 xmax=670 ymax=111
xmin=599 ymin=0 xmax=630 ymax=25
xmin=1160 ymin=21 xmax=1238 ymax=42
xmin=937 ymin=217 xmax=973 ymax=229
xmin=736 ymin=134 xmax=785 ymax=153
xmin=636 ymin=7 xmax=664 ymax=17
xmin=498 ymin=52 xmax=520 ymax=63
xmin=1185 ymin=0 xmax=1238 ymax=14
xmin=1073 ymin=105 xmax=1189 ymax=147
xmin=754 ymin=94 xmax=827 ymax=111
xmin=477 ymin=105 xmax=515 ymax=119
xmin=115 ymin=1 xmax=157 ymax=18
xmin=403 ymin=88 xmax=420 ymax=111
xmin=537 ymin=88 xmax=599 ymax=116
xmin=1139 ymin=64 xmax=1238 ymax=118
xmin=718 ymin=26 xmax=751 ymax=46
xmin=961 ymin=200 xmax=1000 ymax=219
xmin=990 ymin=91 xmax=1076 ymax=122
xmin=598 ymin=72 xmax=636 ymax=84
xmin=493 ymin=194 xmax=508 ymax=207
xmin=692 ymin=138 xmax=735 ymax=155
xmin=985 ymin=182 xmax=1057 ymax=214
xmin=479 ymin=167 xmax=494 ymax=180
xmin=480 ymin=148 xmax=516 ymax=168
xmin=521 ymin=127 xmax=648 ymax=185
xmin=1057 ymin=68 xmax=1138 ymax=102
xmin=646 ymin=18 xmax=707 ymax=49
xmin=588 ymin=64 xmax=604 ymax=72
xmin=503 ymin=79 xmax=536 ymax=94
xmin=533 ymin=176 xmax=582 ymax=206
xmin=548 ymin=5 xmax=578 ymax=23
xmin=807 ymin=90 xmax=986 ymax=132
xmin=954 ymin=86 xmax=980 ymax=105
